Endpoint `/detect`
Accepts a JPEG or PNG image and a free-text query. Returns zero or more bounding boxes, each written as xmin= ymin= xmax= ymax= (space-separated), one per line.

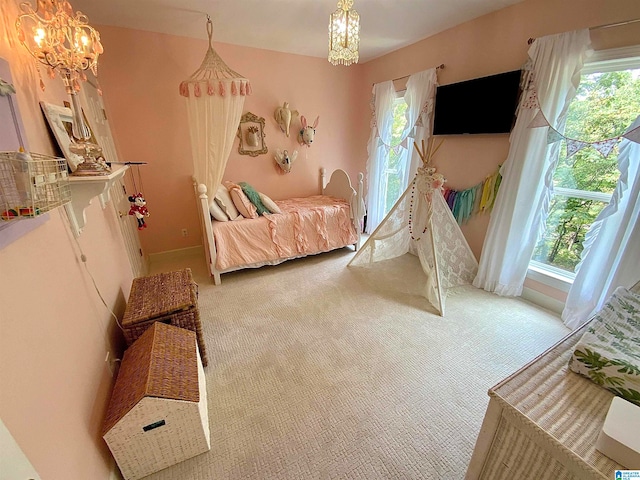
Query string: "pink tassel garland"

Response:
xmin=194 ymin=82 xmax=201 ymax=97
xmin=207 ymin=80 xmax=215 ymax=96
xmin=231 ymin=81 xmax=238 ymax=96
xmin=239 ymin=81 xmax=246 ymax=96
xmin=219 ymin=81 xmax=225 ymax=97
xmin=246 ymin=82 xmax=252 ymax=95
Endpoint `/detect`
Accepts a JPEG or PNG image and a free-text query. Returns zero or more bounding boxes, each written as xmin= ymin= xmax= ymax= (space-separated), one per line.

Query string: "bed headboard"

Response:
xmin=322 ymin=168 xmax=354 ymax=200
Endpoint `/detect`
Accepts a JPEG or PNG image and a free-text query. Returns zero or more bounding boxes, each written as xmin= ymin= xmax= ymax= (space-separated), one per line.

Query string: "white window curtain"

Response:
xmin=402 ymin=68 xmax=438 ymax=185
xmin=562 ymin=115 xmax=640 ymax=329
xmin=365 ymin=81 xmax=397 ymax=233
xmin=365 ymin=68 xmax=438 ymax=233
xmin=473 ymin=29 xmax=592 ymax=296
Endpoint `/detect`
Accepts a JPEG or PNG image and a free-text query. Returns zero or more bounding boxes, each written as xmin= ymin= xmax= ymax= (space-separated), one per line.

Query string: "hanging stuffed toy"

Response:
xmin=128 ymin=193 xmax=149 ymax=230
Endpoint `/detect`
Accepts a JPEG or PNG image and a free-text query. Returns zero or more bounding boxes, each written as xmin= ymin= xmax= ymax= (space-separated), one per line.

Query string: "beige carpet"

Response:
xmin=145 ymin=248 xmax=570 ymax=480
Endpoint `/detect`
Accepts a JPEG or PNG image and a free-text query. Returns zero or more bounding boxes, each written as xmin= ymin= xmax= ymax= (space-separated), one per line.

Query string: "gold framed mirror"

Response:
xmin=237 ymin=112 xmax=267 ymax=156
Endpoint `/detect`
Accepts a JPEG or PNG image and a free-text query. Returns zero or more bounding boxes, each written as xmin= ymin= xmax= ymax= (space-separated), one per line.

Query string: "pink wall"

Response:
xmin=1 ymin=0 xmax=638 ymax=475
xmin=97 ymin=26 xmax=365 ymax=255
xmin=97 ymin=0 xmax=640 ymax=258
xmin=0 ymin=0 xmax=133 ymax=477
xmin=357 ymin=0 xmax=640 ymax=260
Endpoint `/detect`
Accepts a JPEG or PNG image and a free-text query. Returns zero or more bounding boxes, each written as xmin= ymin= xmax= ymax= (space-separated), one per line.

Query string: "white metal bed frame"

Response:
xmin=194 ymin=168 xmax=364 ymax=285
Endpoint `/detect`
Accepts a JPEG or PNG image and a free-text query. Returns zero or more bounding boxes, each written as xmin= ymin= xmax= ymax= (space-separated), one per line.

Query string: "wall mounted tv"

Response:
xmin=433 ymin=70 xmax=522 ymax=135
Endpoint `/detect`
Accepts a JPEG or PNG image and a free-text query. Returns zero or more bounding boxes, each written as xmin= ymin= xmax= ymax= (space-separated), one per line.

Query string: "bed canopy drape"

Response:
xmin=180 ymin=17 xmax=251 ymax=196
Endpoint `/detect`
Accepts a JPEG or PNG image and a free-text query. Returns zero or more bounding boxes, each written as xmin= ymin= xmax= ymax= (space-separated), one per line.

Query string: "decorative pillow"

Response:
xmin=258 ymin=192 xmax=282 ymax=214
xmin=225 ymin=181 xmax=258 ymax=219
xmin=569 ymin=287 xmax=640 ymax=406
xmin=215 ymin=184 xmax=241 ymax=220
xmin=209 ymin=198 xmax=229 ymax=222
xmin=239 ymin=182 xmax=270 ymax=216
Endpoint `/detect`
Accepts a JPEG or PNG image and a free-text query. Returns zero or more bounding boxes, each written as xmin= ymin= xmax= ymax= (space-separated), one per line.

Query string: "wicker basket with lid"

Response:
xmin=122 ymin=268 xmax=208 ymax=366
xmin=103 ymin=322 xmax=210 ymax=480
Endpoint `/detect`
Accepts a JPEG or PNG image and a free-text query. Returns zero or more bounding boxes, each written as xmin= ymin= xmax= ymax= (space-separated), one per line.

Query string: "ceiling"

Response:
xmin=71 ymin=0 xmax=524 ymax=63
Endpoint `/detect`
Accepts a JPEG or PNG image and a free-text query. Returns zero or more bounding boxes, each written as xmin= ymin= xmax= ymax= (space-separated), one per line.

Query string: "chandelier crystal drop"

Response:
xmin=328 ymin=0 xmax=360 ymax=66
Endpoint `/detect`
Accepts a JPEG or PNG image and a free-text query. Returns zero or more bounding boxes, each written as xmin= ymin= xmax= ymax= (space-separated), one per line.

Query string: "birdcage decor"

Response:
xmin=0 ymin=151 xmax=71 ymax=221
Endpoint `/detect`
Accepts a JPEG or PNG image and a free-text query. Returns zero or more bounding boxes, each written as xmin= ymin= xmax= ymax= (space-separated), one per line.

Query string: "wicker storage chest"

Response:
xmin=465 ymin=321 xmax=625 ymax=480
xmin=103 ymin=322 xmax=210 ymax=480
xmin=122 ymin=268 xmax=208 ymax=366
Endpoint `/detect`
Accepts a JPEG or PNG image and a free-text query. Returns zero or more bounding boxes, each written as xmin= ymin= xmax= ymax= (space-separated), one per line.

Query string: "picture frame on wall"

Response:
xmin=237 ymin=111 xmax=268 ymax=157
xmin=40 ymin=101 xmax=97 ymax=172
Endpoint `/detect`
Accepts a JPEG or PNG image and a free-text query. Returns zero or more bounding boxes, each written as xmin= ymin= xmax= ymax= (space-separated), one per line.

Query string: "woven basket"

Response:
xmin=103 ymin=322 xmax=210 ymax=480
xmin=122 ymin=268 xmax=208 ymax=366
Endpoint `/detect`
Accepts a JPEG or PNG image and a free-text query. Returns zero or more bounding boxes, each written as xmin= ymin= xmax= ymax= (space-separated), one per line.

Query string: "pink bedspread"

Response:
xmin=212 ymin=195 xmax=357 ymax=271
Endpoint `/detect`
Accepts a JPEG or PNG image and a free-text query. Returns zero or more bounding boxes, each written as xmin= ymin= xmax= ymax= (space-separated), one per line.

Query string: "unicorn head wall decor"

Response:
xmin=298 ymin=115 xmax=319 ymax=147
xmin=274 ymin=149 xmax=298 ymax=173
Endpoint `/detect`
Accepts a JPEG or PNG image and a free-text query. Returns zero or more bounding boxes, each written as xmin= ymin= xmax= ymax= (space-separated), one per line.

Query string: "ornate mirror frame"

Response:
xmin=237 ymin=111 xmax=267 ymax=157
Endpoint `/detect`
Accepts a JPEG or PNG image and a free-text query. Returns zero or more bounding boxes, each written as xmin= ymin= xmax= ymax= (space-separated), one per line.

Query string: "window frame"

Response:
xmin=526 ymin=45 xmax=640 ymax=291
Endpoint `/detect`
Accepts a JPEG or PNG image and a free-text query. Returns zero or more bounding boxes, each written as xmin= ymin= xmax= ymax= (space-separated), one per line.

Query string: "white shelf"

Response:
xmin=65 ymin=165 xmax=128 ymax=236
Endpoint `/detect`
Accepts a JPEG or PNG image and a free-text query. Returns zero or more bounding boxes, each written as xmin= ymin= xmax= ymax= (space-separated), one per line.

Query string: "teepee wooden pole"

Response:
xmin=428 ymin=219 xmax=444 ymax=316
xmin=430 ymin=138 xmax=445 ymax=160
xmin=414 ymin=137 xmax=445 ymax=167
xmin=413 ymin=141 xmax=426 ymax=165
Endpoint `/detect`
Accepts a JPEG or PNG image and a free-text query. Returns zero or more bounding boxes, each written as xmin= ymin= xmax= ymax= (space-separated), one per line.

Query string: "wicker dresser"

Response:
xmin=122 ymin=268 xmax=208 ymax=366
xmin=466 ymin=321 xmax=626 ymax=480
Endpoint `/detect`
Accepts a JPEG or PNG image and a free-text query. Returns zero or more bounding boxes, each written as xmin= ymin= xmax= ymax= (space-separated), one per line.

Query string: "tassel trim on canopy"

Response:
xmin=179 ymin=79 xmax=252 ymax=98
xmin=179 ymin=19 xmax=251 ymax=99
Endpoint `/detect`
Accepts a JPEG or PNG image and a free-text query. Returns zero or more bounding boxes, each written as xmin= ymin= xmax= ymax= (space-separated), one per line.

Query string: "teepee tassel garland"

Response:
xmin=442 ymin=168 xmax=502 ymax=224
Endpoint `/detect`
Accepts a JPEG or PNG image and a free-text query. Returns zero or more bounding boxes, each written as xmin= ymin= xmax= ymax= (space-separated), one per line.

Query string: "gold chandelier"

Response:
xmin=16 ymin=0 xmax=109 ymax=175
xmin=328 ymin=0 xmax=360 ymax=66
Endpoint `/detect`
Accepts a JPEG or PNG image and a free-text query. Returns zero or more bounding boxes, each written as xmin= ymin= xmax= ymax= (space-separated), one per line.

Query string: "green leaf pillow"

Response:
xmin=239 ymin=182 xmax=270 ymax=216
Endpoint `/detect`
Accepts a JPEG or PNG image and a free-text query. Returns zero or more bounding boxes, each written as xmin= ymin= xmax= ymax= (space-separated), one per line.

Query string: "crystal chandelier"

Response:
xmin=16 ymin=0 xmax=109 ymax=175
xmin=328 ymin=0 xmax=360 ymax=66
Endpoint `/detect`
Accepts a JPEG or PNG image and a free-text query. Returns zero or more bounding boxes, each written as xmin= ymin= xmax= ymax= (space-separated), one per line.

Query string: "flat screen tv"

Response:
xmin=433 ymin=70 xmax=522 ymax=135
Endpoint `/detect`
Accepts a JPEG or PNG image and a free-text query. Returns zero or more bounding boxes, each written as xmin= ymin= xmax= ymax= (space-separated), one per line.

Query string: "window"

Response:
xmin=530 ymin=48 xmax=640 ymax=282
xmin=381 ymin=96 xmax=408 ymax=215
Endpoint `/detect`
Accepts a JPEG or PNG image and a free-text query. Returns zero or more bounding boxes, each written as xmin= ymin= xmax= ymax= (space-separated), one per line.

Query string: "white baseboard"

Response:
xmin=521 ymin=286 xmax=565 ymax=315
xmin=148 ymin=245 xmax=204 ymax=265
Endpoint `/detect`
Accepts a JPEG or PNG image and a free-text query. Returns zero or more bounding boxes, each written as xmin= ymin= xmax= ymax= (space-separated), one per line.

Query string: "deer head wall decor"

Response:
xmin=298 ymin=115 xmax=319 ymax=147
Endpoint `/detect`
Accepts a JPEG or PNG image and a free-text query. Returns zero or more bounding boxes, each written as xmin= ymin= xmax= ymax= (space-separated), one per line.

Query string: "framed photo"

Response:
xmin=237 ymin=111 xmax=268 ymax=157
xmin=40 ymin=101 xmax=95 ymax=172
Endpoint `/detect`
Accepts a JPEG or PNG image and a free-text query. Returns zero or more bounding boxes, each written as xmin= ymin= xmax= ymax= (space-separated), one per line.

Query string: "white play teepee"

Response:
xmin=348 ymin=140 xmax=478 ymax=315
